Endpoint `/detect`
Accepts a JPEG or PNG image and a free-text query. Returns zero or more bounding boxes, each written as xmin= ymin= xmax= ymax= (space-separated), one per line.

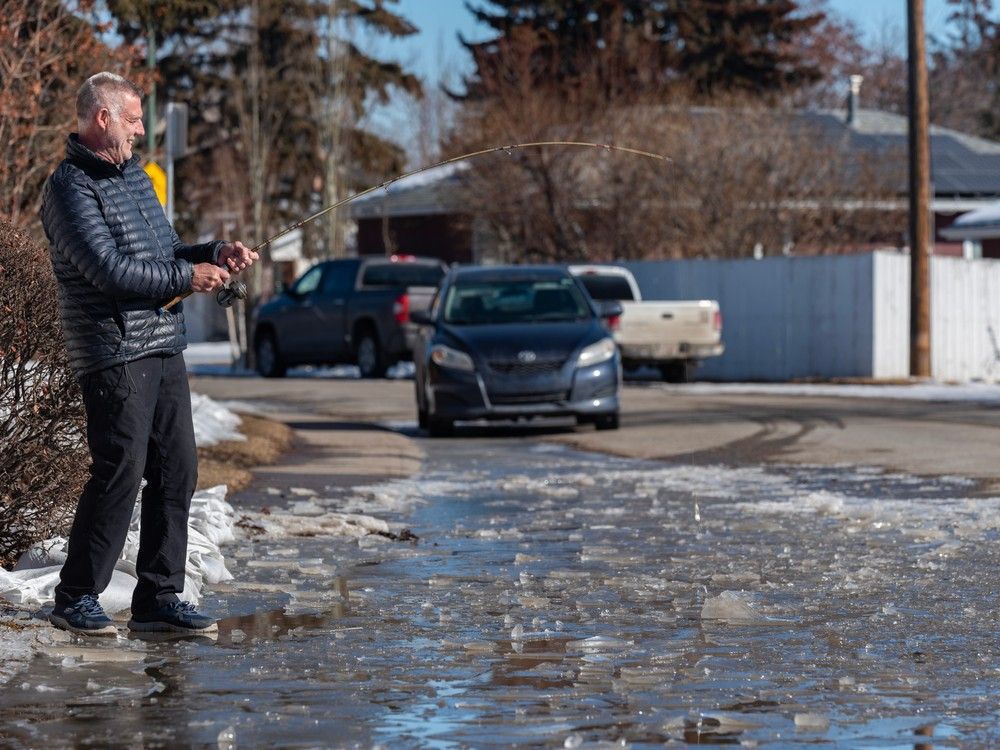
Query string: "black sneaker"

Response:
xmin=49 ymin=595 xmax=117 ymax=636
xmin=127 ymin=601 xmax=218 ymax=633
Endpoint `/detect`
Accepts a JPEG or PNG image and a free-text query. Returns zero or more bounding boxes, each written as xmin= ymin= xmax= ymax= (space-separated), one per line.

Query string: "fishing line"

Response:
xmin=161 ymin=140 xmax=672 ymax=312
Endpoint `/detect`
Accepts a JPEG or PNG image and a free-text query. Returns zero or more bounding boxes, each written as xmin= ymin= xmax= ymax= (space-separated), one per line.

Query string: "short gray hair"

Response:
xmin=76 ymin=72 xmax=144 ymax=127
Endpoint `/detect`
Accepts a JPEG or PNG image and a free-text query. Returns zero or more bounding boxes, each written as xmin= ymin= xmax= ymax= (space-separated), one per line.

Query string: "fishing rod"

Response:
xmin=161 ymin=140 xmax=672 ymax=312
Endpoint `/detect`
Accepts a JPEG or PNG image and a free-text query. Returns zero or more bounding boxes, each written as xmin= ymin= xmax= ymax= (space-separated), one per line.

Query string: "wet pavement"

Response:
xmin=2 ymin=431 xmax=1000 ymax=748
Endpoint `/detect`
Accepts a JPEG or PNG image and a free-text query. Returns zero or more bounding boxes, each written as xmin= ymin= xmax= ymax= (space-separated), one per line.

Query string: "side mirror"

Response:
xmin=597 ymin=300 xmax=623 ymax=319
xmin=410 ymin=309 xmax=434 ymax=326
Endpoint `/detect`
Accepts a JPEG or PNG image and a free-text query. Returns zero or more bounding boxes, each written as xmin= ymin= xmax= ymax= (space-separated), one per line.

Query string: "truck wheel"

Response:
xmin=255 ymin=331 xmax=287 ymax=378
xmin=428 ymin=416 xmax=454 ymax=437
xmin=594 ymin=412 xmax=620 ymax=431
xmin=415 ymin=381 xmax=429 ymax=429
xmin=659 ymin=361 xmax=695 ymax=383
xmin=356 ymin=330 xmax=387 ymax=378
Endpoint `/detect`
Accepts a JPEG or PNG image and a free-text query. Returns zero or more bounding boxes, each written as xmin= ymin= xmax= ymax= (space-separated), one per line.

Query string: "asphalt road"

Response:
xmin=188 ymin=375 xmax=1000 ymax=493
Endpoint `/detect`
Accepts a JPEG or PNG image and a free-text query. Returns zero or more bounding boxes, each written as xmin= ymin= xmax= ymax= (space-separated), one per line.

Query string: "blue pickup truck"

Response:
xmin=252 ymin=255 xmax=447 ymax=378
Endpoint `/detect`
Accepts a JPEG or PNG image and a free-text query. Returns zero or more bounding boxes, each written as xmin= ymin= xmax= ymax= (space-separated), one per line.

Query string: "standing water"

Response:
xmin=1 ymin=437 xmax=998 ymax=747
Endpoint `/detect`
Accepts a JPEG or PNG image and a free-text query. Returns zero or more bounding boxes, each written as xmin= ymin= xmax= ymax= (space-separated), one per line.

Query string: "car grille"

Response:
xmin=490 ymin=391 xmax=569 ymax=405
xmin=487 ymin=359 xmax=564 ymax=377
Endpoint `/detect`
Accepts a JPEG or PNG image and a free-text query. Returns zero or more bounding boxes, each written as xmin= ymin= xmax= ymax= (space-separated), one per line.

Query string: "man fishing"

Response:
xmin=40 ymin=71 xmax=257 ymax=635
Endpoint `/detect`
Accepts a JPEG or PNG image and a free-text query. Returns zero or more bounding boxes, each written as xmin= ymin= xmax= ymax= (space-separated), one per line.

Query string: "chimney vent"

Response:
xmin=847 ymin=74 xmax=864 ymax=125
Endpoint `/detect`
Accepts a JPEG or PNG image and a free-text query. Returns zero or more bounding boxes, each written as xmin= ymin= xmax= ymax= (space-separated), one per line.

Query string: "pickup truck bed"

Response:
xmin=569 ymin=264 xmax=724 ymax=382
xmin=616 ymin=299 xmax=723 ymax=368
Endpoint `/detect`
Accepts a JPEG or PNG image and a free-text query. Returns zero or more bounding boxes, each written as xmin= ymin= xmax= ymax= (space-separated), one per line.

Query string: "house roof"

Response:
xmin=940 ymin=201 xmax=1000 ymax=240
xmin=349 ymin=108 xmax=1000 ymax=221
xmin=349 ymin=162 xmax=468 ymax=220
xmin=799 ymin=108 xmax=1000 ymax=198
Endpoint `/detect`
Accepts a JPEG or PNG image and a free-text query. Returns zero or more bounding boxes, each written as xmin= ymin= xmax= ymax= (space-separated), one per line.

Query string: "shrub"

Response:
xmin=0 ymin=218 xmax=87 ymax=568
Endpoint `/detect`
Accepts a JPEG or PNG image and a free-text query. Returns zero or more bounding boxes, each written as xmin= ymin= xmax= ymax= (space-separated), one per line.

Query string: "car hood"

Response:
xmin=440 ymin=321 xmax=601 ymax=362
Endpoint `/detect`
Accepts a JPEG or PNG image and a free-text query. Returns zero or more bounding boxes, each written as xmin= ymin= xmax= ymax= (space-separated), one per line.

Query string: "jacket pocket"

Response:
xmin=81 ymin=364 xmax=132 ymax=411
xmin=111 ymin=300 xmax=127 ymax=339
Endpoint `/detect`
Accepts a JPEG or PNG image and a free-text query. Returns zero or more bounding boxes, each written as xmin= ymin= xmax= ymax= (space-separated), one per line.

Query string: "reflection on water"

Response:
xmin=0 ymin=440 xmax=998 ymax=747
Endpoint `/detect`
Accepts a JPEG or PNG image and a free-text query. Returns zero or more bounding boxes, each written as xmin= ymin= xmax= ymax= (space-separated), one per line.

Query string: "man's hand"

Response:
xmin=191 ymin=262 xmax=231 ymax=293
xmin=218 ymin=241 xmax=259 ymax=273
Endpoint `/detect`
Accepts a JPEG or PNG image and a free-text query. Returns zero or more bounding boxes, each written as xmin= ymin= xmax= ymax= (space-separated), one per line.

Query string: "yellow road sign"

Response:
xmin=144 ymin=161 xmax=167 ymax=207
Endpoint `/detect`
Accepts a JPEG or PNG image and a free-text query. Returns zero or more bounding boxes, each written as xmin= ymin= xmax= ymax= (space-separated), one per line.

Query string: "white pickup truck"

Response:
xmin=569 ymin=265 xmax=724 ymax=382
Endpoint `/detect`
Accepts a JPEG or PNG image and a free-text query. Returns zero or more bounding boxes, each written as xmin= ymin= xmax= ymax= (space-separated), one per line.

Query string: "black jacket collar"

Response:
xmin=66 ymin=134 xmax=139 ymax=177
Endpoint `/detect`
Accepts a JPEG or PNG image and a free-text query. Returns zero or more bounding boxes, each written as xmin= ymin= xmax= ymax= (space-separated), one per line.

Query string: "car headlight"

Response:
xmin=575 ymin=337 xmax=616 ymax=368
xmin=430 ymin=344 xmax=475 ymax=372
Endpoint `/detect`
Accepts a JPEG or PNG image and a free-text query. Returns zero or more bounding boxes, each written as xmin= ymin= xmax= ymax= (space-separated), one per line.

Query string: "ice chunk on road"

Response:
xmin=567 ymin=635 xmax=632 ymax=652
xmin=700 ymin=591 xmax=763 ymax=622
xmin=236 ymin=509 xmax=392 ymax=539
xmin=794 ymin=712 xmax=830 ymax=731
xmin=289 ymin=500 xmax=325 ymax=516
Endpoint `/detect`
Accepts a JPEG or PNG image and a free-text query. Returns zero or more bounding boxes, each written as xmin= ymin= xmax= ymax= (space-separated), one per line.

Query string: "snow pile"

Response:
xmin=191 ymin=391 xmax=245 ymax=446
xmin=665 ymin=381 xmax=1000 ymax=403
xmin=0 ymin=392 xmax=244 ymax=611
xmin=0 ymin=486 xmax=235 ymax=613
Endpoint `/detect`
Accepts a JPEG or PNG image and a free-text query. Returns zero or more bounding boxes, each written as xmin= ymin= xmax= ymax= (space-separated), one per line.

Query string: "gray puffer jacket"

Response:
xmin=41 ymin=135 xmax=223 ymax=376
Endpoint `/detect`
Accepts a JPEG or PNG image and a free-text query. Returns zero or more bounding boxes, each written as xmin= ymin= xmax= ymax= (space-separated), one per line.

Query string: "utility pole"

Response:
xmin=146 ymin=21 xmax=156 ymax=156
xmin=907 ymin=0 xmax=932 ymax=377
xmin=164 ymin=102 xmax=188 ymax=225
xmin=323 ymin=0 xmax=350 ymax=259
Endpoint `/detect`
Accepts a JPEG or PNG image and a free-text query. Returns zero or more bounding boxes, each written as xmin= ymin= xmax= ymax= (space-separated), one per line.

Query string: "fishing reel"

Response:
xmin=216 ymin=280 xmax=248 ymax=308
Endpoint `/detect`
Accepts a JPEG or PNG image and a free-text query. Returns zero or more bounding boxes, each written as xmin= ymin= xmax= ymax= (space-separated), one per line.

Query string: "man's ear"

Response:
xmin=95 ymin=107 xmax=111 ymax=131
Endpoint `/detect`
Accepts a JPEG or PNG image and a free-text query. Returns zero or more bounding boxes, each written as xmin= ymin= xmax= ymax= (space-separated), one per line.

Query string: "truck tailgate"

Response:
xmin=406 ymin=285 xmax=437 ymax=315
xmin=617 ymin=300 xmax=722 ymax=360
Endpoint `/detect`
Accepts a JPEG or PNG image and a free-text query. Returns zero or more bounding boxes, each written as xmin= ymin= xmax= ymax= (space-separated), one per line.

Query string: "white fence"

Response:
xmin=929 ymin=255 xmax=1000 ymax=382
xmin=621 ymin=252 xmax=1000 ymax=382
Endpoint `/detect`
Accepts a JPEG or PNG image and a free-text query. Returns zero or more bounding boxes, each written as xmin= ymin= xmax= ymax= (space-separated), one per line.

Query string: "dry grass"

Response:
xmin=197 ymin=413 xmax=294 ymax=493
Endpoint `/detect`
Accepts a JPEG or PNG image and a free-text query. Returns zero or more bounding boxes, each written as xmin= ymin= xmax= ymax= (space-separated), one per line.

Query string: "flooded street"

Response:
xmin=3 ymin=433 xmax=1000 ymax=747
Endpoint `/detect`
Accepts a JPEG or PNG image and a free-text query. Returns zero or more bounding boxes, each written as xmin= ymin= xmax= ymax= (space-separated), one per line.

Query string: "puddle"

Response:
xmin=1 ymin=439 xmax=999 ymax=747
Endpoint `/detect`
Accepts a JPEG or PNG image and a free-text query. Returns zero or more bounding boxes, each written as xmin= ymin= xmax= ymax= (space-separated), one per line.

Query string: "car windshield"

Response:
xmin=361 ymin=262 xmax=444 ymax=287
xmin=443 ymin=277 xmax=591 ymax=325
xmin=576 ymin=273 xmax=635 ymax=301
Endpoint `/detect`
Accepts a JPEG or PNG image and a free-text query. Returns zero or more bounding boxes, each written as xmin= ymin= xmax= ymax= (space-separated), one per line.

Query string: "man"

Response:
xmin=40 ymin=72 xmax=258 ymax=636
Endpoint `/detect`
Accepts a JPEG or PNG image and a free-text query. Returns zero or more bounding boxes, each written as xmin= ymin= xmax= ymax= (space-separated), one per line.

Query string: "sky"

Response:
xmin=383 ymin=0 xmax=961 ymax=86
xmin=367 ymin=0 xmax=967 ymax=159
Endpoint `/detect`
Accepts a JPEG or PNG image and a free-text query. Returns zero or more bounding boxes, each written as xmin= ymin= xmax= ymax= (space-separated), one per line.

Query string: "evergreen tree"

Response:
xmin=673 ymin=0 xmax=824 ymax=95
xmin=461 ymin=1 xmax=676 ymax=101
xmin=928 ymin=0 xmax=1000 ymax=140
xmin=460 ymin=0 xmax=826 ymax=99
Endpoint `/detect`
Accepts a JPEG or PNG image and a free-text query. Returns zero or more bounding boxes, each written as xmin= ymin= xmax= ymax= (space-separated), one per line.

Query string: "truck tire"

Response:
xmin=428 ymin=416 xmax=454 ymax=437
xmin=659 ymin=360 xmax=695 ymax=383
xmin=415 ymin=381 xmax=429 ymax=429
xmin=355 ymin=329 xmax=387 ymax=378
xmin=255 ymin=330 xmax=287 ymax=378
xmin=594 ymin=412 xmax=620 ymax=431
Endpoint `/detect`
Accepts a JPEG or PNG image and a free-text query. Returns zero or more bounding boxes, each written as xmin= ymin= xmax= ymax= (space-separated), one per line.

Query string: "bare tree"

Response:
xmin=0 ymin=219 xmax=88 ymax=567
xmin=0 ymin=0 xmax=144 ymax=236
xmin=447 ymin=33 xmax=904 ymax=262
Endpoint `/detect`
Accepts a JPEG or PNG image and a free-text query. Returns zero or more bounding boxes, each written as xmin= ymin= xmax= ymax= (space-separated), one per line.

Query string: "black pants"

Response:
xmin=55 ymin=353 xmax=198 ymax=614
